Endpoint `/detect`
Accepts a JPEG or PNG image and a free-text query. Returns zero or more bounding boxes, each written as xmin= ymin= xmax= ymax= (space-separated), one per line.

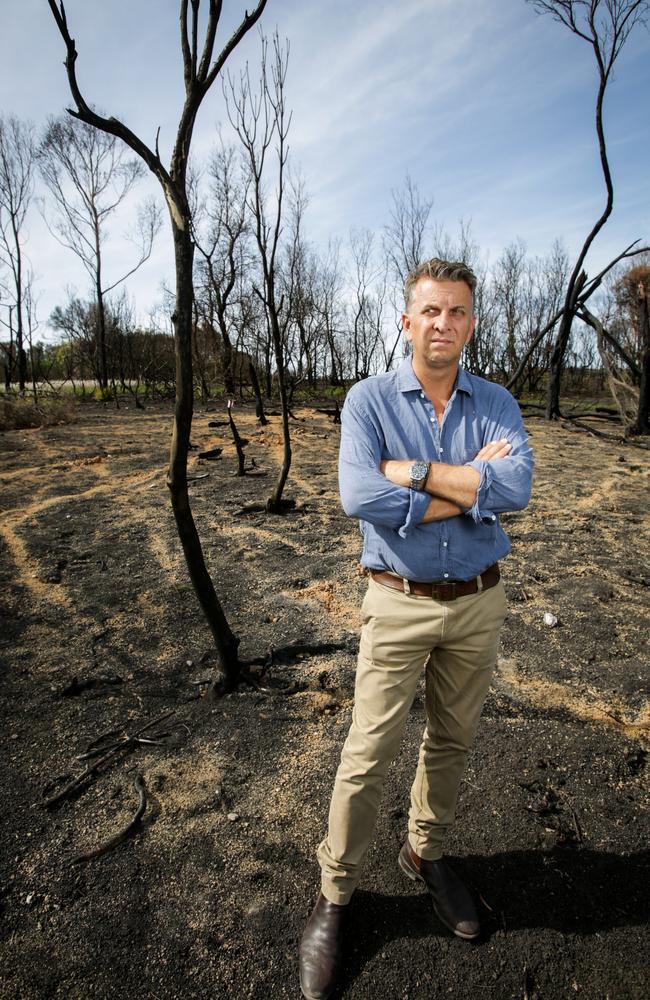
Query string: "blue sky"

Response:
xmin=1 ymin=0 xmax=648 ymax=335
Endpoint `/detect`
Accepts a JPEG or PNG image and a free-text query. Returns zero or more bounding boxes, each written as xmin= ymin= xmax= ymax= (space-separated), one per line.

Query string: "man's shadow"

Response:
xmin=342 ymin=848 xmax=648 ymax=982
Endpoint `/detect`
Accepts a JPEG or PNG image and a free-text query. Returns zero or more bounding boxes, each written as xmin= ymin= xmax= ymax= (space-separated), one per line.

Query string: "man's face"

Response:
xmin=402 ymin=277 xmax=475 ymax=373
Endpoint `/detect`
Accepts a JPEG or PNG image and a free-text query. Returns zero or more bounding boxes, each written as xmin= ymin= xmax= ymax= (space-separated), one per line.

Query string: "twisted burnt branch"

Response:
xmin=41 ymin=709 xmax=176 ymax=808
xmin=69 ymin=773 xmax=147 ymax=864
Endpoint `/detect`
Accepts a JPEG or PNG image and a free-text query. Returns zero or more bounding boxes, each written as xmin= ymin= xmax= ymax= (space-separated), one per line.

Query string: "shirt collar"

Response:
xmin=396 ymin=357 xmax=474 ymax=396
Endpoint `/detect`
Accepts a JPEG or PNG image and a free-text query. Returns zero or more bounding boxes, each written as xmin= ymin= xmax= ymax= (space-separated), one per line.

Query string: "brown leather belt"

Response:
xmin=370 ymin=563 xmax=500 ymax=601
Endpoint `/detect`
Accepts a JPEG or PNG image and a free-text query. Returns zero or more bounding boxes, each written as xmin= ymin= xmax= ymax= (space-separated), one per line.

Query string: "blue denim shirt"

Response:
xmin=338 ymin=358 xmax=534 ymax=582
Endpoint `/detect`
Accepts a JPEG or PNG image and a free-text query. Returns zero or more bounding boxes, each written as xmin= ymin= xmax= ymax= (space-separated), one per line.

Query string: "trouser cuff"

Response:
xmin=408 ymin=833 xmax=444 ymax=861
xmin=320 ymin=878 xmax=355 ymax=906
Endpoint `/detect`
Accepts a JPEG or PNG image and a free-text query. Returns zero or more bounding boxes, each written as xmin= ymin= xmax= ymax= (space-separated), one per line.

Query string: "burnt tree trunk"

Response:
xmin=94 ymin=232 xmax=109 ymax=391
xmin=629 ymin=287 xmax=650 ymax=435
xmin=168 ymin=222 xmax=239 ymax=689
xmin=227 ymin=400 xmax=247 ymax=475
xmin=248 ymin=360 xmax=268 ymax=424
xmin=545 ymin=270 xmax=587 ymax=419
xmin=266 ymin=299 xmax=291 ymax=512
xmin=220 ymin=327 xmax=236 ymax=397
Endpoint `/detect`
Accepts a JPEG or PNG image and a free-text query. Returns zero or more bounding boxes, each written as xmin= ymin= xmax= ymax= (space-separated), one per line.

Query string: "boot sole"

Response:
xmin=398 ymin=847 xmax=479 ymax=941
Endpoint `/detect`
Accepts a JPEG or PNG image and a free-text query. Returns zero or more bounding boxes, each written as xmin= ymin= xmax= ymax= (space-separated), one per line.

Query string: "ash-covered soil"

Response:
xmin=0 ymin=400 xmax=648 ymax=1000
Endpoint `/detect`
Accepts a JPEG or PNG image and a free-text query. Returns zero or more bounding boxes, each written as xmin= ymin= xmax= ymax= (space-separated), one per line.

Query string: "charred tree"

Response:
xmin=248 ymin=359 xmax=268 ymax=424
xmin=47 ymin=0 xmax=267 ymax=692
xmin=629 ymin=280 xmax=650 ymax=434
xmin=527 ymin=0 xmax=650 ymax=419
xmin=505 ymin=241 xmax=649 ymax=395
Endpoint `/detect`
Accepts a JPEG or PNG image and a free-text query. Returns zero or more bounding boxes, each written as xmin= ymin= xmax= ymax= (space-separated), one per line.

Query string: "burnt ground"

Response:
xmin=0 ymin=400 xmax=648 ymax=1000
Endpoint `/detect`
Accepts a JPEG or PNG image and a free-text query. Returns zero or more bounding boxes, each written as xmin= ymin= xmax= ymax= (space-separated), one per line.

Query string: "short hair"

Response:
xmin=404 ymin=258 xmax=477 ymax=311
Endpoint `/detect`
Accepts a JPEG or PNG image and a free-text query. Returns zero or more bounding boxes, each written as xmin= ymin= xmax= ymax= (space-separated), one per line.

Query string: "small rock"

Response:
xmin=543 ymin=612 xmax=558 ymax=627
xmin=227 ymin=812 xmax=239 ymax=822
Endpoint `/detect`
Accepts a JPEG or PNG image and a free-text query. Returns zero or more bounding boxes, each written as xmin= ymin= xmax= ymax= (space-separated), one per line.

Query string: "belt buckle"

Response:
xmin=432 ymin=579 xmax=456 ymax=599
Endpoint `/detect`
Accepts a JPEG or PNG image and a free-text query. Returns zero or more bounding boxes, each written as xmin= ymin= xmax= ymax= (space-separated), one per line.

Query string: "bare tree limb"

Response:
xmin=41 ymin=709 xmax=175 ymax=808
xmin=69 ymin=773 xmax=147 ymax=864
xmin=578 ymin=304 xmax=641 ymax=377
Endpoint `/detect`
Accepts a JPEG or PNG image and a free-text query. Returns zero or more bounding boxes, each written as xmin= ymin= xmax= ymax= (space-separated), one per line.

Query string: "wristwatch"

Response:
xmin=409 ymin=460 xmax=430 ymax=491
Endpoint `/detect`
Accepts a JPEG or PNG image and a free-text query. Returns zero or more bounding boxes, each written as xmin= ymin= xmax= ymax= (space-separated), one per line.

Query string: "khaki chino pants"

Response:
xmin=317 ymin=574 xmax=508 ymax=905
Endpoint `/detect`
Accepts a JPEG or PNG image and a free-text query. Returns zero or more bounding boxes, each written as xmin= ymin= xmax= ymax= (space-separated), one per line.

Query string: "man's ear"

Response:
xmin=465 ymin=314 xmax=476 ymax=345
xmin=402 ymin=312 xmax=412 ymax=340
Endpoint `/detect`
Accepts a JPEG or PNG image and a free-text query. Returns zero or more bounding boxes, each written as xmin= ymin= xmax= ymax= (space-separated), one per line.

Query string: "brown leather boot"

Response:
xmin=299 ymin=893 xmax=348 ymax=1000
xmin=398 ymin=840 xmax=480 ymax=940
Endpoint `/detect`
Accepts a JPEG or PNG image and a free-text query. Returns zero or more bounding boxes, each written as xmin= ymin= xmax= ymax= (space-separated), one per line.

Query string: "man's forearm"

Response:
xmin=381 ymin=458 xmax=479 ymax=510
xmin=421 ymin=496 xmax=464 ymax=522
xmin=423 ymin=462 xmax=480 ymax=510
xmin=380 ymin=441 xmax=512 ymax=512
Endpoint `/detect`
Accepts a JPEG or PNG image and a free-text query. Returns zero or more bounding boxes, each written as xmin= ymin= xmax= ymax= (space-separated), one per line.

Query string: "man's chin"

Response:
xmin=423 ymin=353 xmax=459 ymax=368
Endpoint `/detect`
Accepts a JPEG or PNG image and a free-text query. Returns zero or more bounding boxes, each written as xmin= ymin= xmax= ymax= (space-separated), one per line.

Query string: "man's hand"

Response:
xmin=474 ymin=439 xmax=512 ymax=461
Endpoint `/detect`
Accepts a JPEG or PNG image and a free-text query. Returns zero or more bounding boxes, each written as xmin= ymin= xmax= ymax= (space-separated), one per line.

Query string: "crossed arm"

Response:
xmin=380 ymin=439 xmax=513 ymax=522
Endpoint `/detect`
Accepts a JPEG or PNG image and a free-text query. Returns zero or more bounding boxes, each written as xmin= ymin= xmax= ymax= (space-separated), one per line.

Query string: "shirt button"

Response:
xmin=443 ymin=541 xmax=448 ymax=547
xmin=491 ymin=515 xmax=497 ymax=522
xmin=430 ymin=416 xmax=435 ymax=423
xmin=443 ymin=573 xmax=449 ymax=578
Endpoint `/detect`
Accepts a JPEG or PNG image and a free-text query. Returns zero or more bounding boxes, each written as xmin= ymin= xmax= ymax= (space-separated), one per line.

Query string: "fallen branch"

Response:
xmin=568 ymin=805 xmax=583 ymax=845
xmin=560 ymin=417 xmax=650 ymax=449
xmin=69 ymin=773 xmax=147 ymax=864
xmin=559 ymin=418 xmax=627 ymax=443
xmin=42 ymin=709 xmax=176 ymax=808
xmin=233 ymin=498 xmax=297 ymax=516
xmin=198 ymin=446 xmax=222 ymax=460
xmin=558 ymin=410 xmax=620 ymax=422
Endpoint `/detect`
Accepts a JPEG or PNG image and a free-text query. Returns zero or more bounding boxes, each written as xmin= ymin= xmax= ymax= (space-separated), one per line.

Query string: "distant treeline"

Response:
xmin=1 ymin=110 xmax=648 ymax=426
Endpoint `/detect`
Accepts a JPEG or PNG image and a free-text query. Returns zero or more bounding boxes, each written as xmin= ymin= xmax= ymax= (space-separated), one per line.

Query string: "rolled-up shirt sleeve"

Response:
xmin=339 ymin=396 xmax=430 ymax=536
xmin=465 ymin=393 xmax=534 ymax=524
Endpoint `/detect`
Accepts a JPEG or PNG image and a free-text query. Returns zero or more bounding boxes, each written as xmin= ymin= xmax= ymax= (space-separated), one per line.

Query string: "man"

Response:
xmin=299 ymin=258 xmax=533 ymax=1000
